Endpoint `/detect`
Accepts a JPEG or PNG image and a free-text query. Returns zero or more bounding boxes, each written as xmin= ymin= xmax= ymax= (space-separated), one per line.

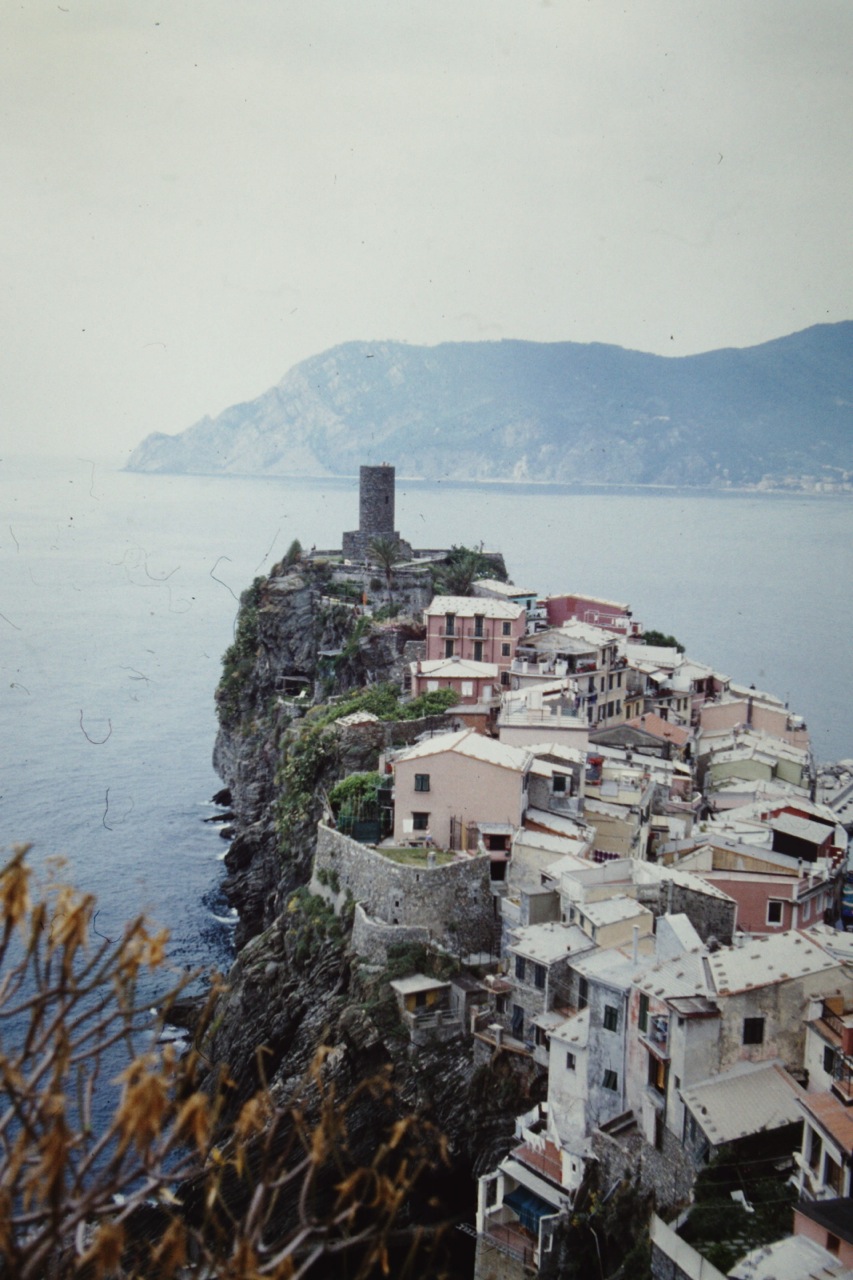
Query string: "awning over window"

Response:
xmin=503 ymin=1186 xmax=555 ymax=1234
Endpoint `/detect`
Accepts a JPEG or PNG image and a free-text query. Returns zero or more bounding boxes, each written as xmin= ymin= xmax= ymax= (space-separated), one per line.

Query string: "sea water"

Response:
xmin=2 ymin=455 xmax=851 ymax=980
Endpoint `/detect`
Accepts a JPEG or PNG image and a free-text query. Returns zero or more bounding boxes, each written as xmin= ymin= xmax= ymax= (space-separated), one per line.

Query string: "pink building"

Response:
xmin=543 ymin=593 xmax=642 ymax=637
xmin=700 ymin=693 xmax=810 ymax=749
xmin=390 ymin=728 xmax=531 ymax=850
xmin=693 ymin=869 xmax=836 ymax=933
xmin=409 ymin=657 xmax=499 ymax=705
xmin=423 ymin=595 xmax=526 ymax=683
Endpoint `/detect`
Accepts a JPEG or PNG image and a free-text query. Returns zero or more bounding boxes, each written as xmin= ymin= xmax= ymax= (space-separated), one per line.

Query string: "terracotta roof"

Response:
xmin=800 ymin=1091 xmax=853 ymax=1151
xmin=624 ymin=713 xmax=690 ymax=746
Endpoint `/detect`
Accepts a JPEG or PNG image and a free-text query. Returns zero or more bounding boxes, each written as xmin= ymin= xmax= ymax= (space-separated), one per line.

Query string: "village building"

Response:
xmin=590 ymin=711 xmax=693 ymax=761
xmin=512 ymin=620 xmax=629 ymax=730
xmin=387 ymin=728 xmax=532 ymax=852
xmin=541 ymin=592 xmax=642 ymax=638
xmin=408 ymin=655 xmax=499 ymax=706
xmin=700 ymin=686 xmax=811 ymax=749
xmin=698 ymin=725 xmax=814 ymax=796
xmin=423 ymin=595 xmax=525 ymax=682
xmin=498 ymin=682 xmax=589 ymax=751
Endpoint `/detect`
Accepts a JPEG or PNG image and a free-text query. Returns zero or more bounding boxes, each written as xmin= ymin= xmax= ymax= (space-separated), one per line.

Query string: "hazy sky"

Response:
xmin=3 ymin=1 xmax=851 ymax=460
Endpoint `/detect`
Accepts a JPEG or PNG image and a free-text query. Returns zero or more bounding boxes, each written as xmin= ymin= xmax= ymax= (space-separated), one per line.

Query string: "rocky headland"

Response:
xmin=201 ymin=546 xmax=531 ymax=1273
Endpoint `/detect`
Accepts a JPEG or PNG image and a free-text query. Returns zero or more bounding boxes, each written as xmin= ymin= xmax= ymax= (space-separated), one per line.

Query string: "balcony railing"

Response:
xmin=482 ymin=1219 xmax=535 ymax=1268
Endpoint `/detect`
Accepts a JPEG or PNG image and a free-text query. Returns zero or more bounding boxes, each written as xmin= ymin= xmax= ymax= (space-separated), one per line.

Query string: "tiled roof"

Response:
xmin=682 ymin=1061 xmax=804 ymax=1146
xmin=425 ymin=595 xmax=524 ymax=619
xmin=413 ymin=657 xmax=499 ymax=678
xmin=800 ymin=1091 xmax=853 ymax=1152
xmin=394 ymin=728 xmax=531 ymax=772
xmin=704 ymin=930 xmax=839 ymax=995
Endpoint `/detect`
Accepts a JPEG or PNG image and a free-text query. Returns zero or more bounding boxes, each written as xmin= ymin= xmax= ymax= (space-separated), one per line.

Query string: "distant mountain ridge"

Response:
xmin=126 ymin=324 xmax=853 ymax=489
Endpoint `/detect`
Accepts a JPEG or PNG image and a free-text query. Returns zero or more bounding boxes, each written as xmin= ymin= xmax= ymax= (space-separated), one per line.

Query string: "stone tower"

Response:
xmin=342 ymin=463 xmax=401 ymax=559
xmin=359 ymin=464 xmax=395 ymax=538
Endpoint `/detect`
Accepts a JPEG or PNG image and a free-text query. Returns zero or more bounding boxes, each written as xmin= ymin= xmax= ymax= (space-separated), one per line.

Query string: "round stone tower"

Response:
xmin=358 ymin=464 xmax=395 ymax=537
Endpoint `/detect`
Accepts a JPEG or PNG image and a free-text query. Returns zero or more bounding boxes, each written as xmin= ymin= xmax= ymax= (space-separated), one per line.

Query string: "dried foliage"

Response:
xmin=0 ymin=848 xmax=451 ymax=1279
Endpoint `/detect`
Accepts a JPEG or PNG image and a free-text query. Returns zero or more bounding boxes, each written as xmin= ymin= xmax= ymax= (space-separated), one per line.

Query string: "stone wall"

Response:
xmin=313 ymin=823 xmax=496 ymax=956
xmin=663 ymin=881 xmax=736 ymax=945
xmin=350 ymin=902 xmax=431 ymax=963
xmin=591 ymin=1122 xmax=695 ymax=1215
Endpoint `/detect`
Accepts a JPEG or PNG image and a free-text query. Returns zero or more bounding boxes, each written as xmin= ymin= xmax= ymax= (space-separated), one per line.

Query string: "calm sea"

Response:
xmin=2 ymin=456 xmax=851 ymax=981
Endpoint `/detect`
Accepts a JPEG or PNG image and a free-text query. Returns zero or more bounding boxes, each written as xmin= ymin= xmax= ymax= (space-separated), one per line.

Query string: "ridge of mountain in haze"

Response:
xmin=127 ymin=323 xmax=853 ymax=489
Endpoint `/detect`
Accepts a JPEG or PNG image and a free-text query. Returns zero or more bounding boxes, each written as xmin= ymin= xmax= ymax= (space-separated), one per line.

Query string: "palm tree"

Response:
xmin=368 ymin=535 xmax=403 ymax=610
xmin=434 ymin=546 xmax=493 ymax=596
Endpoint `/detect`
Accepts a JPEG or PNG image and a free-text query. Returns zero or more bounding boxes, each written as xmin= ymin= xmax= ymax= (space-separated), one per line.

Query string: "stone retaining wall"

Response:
xmin=350 ymin=903 xmax=431 ymax=963
xmin=313 ymin=822 xmax=495 ymax=956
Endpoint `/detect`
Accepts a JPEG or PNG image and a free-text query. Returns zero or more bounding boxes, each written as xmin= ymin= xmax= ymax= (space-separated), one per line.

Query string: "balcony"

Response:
xmin=401 ymin=1006 xmax=463 ymax=1047
xmin=482 ymin=1217 xmax=535 ymax=1268
xmin=640 ymin=1014 xmax=670 ymax=1059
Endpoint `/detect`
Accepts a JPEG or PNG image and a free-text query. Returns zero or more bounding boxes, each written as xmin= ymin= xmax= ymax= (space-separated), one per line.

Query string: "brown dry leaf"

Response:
xmin=148 ymin=1215 xmax=187 ymax=1274
xmin=175 ymin=1091 xmax=212 ymax=1152
xmin=79 ymin=1220 xmax=125 ymax=1277
xmin=234 ymin=1092 xmax=272 ymax=1142
xmin=114 ymin=1056 xmax=170 ymax=1155
xmin=0 ymin=850 xmax=31 ymax=935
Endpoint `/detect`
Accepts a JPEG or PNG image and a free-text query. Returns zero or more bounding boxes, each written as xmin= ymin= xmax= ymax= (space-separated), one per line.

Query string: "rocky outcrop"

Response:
xmin=201 ymin=544 xmax=546 ymax=1261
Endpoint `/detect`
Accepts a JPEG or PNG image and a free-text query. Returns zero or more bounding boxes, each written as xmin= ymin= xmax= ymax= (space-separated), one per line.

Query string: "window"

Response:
xmin=578 ymin=978 xmax=588 ymax=1010
xmin=827 ymin=1234 xmax=841 ymax=1256
xmin=414 ymin=774 xmax=430 ymax=792
xmin=444 ymin=639 xmax=454 ymax=658
xmin=824 ymin=1045 xmax=837 ymax=1076
xmin=808 ymin=1127 xmax=823 ymax=1171
xmin=501 ymin=643 xmax=511 ymax=657
xmin=445 ymin=613 xmax=456 ymax=636
xmin=566 ymin=1052 xmax=576 ymax=1071
xmin=426 ymin=679 xmax=439 ymax=692
xmin=412 ymin=812 xmax=429 ymax=831
xmin=802 ymin=899 xmax=812 ymax=922
xmin=603 ymin=1069 xmax=618 ymax=1091
xmin=461 ymin=681 xmax=474 ymax=697
xmin=825 ymin=1153 xmax=843 ymax=1195
xmin=502 ymin=621 xmax=511 ymax=636
xmin=533 ymin=964 xmax=546 ymax=990
xmin=553 ymin=774 xmax=567 ymax=794
xmin=648 ymin=1055 xmax=666 ymax=1093
xmin=603 ymin=1005 xmax=619 ymax=1032
xmin=515 ymin=954 xmax=525 ymax=981
xmin=474 ymin=615 xmax=484 ymax=638
xmin=742 ymin=1017 xmax=765 ymax=1046
xmin=638 ymin=993 xmax=649 ymax=1034
xmin=767 ymin=900 xmax=783 ymax=925
xmin=473 ymin=641 xmax=483 ymax=662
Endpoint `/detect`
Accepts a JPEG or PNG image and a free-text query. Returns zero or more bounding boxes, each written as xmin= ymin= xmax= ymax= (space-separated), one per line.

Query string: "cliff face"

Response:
xmin=212 ymin=557 xmax=438 ymax=944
